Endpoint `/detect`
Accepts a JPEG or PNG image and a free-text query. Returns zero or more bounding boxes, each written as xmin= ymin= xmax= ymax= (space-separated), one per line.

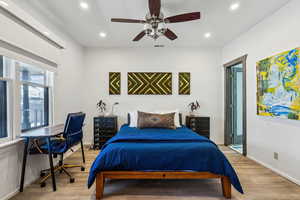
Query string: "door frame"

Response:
xmin=224 ymin=55 xmax=247 ymax=156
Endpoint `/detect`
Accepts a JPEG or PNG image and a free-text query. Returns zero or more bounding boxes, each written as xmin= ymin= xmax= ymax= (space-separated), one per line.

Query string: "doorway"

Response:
xmin=224 ymin=55 xmax=247 ymax=156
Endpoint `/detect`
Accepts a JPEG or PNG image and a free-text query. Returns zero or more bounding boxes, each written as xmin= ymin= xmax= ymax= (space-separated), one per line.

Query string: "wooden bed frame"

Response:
xmin=95 ymin=171 xmax=231 ymax=199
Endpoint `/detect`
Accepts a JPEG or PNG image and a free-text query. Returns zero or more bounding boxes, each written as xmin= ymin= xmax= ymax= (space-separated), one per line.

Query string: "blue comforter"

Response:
xmin=88 ymin=125 xmax=243 ymax=193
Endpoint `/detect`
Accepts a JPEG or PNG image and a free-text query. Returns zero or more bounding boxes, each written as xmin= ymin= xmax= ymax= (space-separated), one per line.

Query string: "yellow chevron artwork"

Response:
xmin=128 ymin=72 xmax=172 ymax=95
xmin=179 ymin=72 xmax=191 ymax=95
xmin=109 ymin=72 xmax=121 ymax=95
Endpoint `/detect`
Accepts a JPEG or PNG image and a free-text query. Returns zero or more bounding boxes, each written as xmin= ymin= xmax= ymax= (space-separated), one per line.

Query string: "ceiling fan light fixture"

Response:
xmin=143 ymin=24 xmax=152 ymax=35
xmin=111 ymin=0 xmax=201 ymax=42
xmin=157 ymin=22 xmax=167 ymax=33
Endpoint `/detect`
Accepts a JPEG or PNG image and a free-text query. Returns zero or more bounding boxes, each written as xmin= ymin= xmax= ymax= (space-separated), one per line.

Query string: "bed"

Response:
xmin=88 ymin=124 xmax=243 ymax=199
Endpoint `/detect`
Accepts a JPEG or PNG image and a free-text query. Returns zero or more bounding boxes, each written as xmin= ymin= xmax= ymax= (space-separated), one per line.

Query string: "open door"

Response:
xmin=224 ymin=55 xmax=247 ymax=156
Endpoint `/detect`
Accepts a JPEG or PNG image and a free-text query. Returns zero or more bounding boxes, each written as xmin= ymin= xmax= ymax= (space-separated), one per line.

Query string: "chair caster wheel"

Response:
xmin=70 ymin=178 xmax=75 ymax=183
xmin=81 ymin=167 xmax=85 ymax=171
xmin=40 ymin=172 xmax=46 ymax=178
xmin=40 ymin=182 xmax=46 ymax=188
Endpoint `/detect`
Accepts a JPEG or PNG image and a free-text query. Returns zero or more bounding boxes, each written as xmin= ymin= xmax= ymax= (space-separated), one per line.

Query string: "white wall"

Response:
xmin=0 ymin=2 xmax=84 ymax=200
xmin=54 ymin=41 xmax=84 ymax=124
xmin=83 ymin=47 xmax=223 ymax=144
xmin=0 ymin=0 xmax=61 ymax=64
xmin=222 ymin=0 xmax=300 ymax=185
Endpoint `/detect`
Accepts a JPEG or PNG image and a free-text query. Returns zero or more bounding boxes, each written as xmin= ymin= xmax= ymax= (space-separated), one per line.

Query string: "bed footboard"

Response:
xmin=95 ymin=171 xmax=231 ymax=199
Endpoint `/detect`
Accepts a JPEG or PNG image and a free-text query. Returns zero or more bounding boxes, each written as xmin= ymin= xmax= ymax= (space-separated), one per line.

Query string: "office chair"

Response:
xmin=36 ymin=112 xmax=86 ymax=187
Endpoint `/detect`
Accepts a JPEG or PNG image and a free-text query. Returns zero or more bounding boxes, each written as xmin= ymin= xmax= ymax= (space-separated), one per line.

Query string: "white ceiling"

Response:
xmin=24 ymin=0 xmax=290 ymax=48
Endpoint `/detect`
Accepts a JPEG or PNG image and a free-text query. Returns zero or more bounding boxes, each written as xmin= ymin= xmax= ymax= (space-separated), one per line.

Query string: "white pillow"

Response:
xmin=129 ymin=110 xmax=181 ymax=128
xmin=129 ymin=111 xmax=138 ymax=127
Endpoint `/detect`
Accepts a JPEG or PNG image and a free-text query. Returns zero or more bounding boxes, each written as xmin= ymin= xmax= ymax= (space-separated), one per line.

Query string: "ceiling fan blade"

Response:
xmin=133 ymin=31 xmax=146 ymax=41
xmin=111 ymin=18 xmax=146 ymax=23
xmin=165 ymin=12 xmax=201 ymax=23
xmin=149 ymin=0 xmax=161 ymax=17
xmin=164 ymin=29 xmax=178 ymax=40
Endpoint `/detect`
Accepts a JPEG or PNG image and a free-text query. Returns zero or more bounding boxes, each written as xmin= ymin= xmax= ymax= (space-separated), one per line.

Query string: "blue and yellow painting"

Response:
xmin=257 ymin=48 xmax=300 ymax=120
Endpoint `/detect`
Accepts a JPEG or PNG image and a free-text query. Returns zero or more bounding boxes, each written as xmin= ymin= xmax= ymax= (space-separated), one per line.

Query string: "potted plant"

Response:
xmin=188 ymin=100 xmax=200 ymax=116
xmin=96 ymin=100 xmax=106 ymax=116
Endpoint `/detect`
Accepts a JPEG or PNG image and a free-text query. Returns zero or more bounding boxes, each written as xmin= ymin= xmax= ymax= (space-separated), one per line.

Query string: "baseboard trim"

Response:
xmin=1 ymin=145 xmax=81 ymax=200
xmin=248 ymin=155 xmax=300 ymax=186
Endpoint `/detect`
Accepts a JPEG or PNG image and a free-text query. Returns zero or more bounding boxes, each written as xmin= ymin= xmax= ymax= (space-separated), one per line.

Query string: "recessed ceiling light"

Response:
xmin=0 ymin=1 xmax=9 ymax=7
xmin=99 ymin=32 xmax=107 ymax=38
xmin=204 ymin=32 xmax=211 ymax=38
xmin=230 ymin=2 xmax=240 ymax=11
xmin=79 ymin=1 xmax=89 ymax=10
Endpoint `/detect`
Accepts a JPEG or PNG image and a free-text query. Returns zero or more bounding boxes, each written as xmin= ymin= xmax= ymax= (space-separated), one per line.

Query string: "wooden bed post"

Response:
xmin=96 ymin=173 xmax=104 ymax=200
xmin=221 ymin=176 xmax=232 ymax=199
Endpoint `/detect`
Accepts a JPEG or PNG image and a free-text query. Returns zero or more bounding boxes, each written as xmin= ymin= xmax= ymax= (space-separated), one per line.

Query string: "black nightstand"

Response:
xmin=93 ymin=116 xmax=118 ymax=150
xmin=186 ymin=116 xmax=210 ymax=139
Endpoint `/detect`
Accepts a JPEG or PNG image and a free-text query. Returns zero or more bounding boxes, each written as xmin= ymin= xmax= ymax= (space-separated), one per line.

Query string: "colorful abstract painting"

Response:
xmin=257 ymin=48 xmax=300 ymax=120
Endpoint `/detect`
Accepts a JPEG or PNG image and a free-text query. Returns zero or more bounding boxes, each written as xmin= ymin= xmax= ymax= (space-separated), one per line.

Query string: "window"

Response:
xmin=0 ymin=54 xmax=54 ymax=142
xmin=0 ymin=56 xmax=12 ymax=142
xmin=20 ymin=64 xmax=51 ymax=132
xmin=0 ymin=81 xmax=7 ymax=139
xmin=0 ymin=56 xmax=8 ymax=139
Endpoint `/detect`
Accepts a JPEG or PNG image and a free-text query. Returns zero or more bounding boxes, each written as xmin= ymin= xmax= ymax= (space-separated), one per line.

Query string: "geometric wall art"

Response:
xmin=109 ymin=72 xmax=121 ymax=95
xmin=257 ymin=47 xmax=300 ymax=120
xmin=179 ymin=72 xmax=191 ymax=95
xmin=128 ymin=72 xmax=172 ymax=95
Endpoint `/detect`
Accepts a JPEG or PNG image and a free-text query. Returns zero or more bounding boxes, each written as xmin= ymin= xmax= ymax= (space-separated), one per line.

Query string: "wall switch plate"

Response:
xmin=274 ymin=152 xmax=279 ymax=160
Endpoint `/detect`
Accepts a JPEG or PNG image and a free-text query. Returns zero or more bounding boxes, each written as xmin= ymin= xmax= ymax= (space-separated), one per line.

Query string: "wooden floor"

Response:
xmin=11 ymin=146 xmax=300 ymax=200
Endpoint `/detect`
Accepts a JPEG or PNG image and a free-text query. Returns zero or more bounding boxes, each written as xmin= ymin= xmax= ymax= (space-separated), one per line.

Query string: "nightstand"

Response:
xmin=186 ymin=116 xmax=210 ymax=139
xmin=93 ymin=116 xmax=118 ymax=150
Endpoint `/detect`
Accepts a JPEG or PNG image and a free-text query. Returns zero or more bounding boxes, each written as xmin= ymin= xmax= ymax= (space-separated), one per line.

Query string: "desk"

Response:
xmin=19 ymin=124 xmax=65 ymax=192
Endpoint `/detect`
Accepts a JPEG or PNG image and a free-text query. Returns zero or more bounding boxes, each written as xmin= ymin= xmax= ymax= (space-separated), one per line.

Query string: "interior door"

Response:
xmin=225 ymin=63 xmax=245 ymax=155
xmin=231 ymin=66 xmax=243 ymax=146
xmin=224 ymin=55 xmax=247 ymax=156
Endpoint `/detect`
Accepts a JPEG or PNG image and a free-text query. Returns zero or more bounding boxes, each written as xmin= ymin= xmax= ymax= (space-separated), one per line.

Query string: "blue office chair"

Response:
xmin=38 ymin=112 xmax=86 ymax=187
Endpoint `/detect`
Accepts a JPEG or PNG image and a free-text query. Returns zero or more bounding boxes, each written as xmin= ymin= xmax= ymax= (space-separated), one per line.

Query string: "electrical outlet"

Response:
xmin=274 ymin=152 xmax=279 ymax=160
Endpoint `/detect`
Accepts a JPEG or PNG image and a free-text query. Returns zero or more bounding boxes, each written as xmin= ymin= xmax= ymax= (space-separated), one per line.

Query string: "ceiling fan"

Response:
xmin=111 ymin=0 xmax=201 ymax=41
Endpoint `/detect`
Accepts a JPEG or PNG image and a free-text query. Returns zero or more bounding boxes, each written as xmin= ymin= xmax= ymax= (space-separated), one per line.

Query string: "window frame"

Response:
xmin=0 ymin=57 xmax=13 ymax=144
xmin=19 ymin=65 xmax=52 ymax=133
xmin=0 ymin=53 xmax=54 ymax=143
